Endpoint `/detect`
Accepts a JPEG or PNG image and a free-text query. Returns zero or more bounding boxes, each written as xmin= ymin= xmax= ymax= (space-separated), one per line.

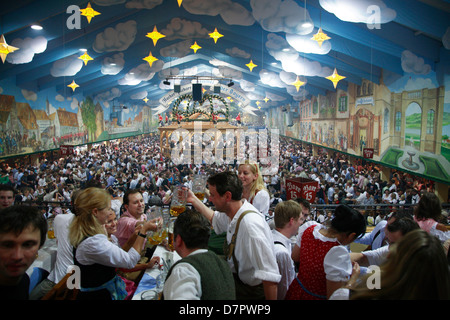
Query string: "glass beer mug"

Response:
xmin=192 ymin=174 xmax=207 ymax=201
xmin=146 ymin=206 xmax=164 ymax=245
xmin=167 ymin=218 xmax=176 ymax=251
xmin=169 ymin=186 xmax=187 ymax=217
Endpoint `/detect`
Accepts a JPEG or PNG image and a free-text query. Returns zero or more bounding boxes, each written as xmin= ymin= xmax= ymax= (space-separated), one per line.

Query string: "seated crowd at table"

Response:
xmin=0 ymin=133 xmax=449 ymax=300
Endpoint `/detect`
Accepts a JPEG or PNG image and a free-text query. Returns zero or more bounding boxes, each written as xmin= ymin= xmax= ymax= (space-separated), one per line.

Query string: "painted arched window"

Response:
xmin=395 ymin=111 xmax=402 ymax=132
xmin=384 ymin=108 xmax=389 ymax=133
xmin=427 ymin=109 xmax=435 ymax=134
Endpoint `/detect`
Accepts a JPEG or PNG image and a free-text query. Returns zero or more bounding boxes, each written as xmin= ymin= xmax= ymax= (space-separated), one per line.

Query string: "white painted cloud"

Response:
xmin=239 ymin=79 xmax=256 ymax=92
xmin=266 ymin=33 xmax=298 ymax=62
xmin=70 ymin=97 xmax=79 ymax=110
xmin=55 ymin=94 xmax=65 ymax=102
xmin=93 ymin=0 xmax=125 ymax=5
xmin=158 ymin=67 xmax=180 ymax=79
xmin=319 ymin=0 xmax=396 ymax=24
xmin=125 ymin=0 xmax=162 ymax=9
xmin=118 ymin=60 xmax=164 ymax=85
xmin=93 ymin=20 xmax=137 ymax=53
xmin=214 ymin=66 xmax=243 ymax=79
xmin=443 ymin=27 xmax=450 ymax=50
xmin=286 ymin=32 xmax=331 ymax=55
xmin=209 ymin=59 xmax=230 ymax=67
xmin=131 ymin=91 xmax=148 ymax=99
xmin=101 ymin=53 xmax=125 ymax=75
xmin=95 ymin=87 xmax=122 ymax=101
xmin=266 ymin=33 xmax=331 ymax=77
xmin=160 ymin=40 xmax=192 ymax=58
xmin=401 ymin=50 xmax=431 ymax=75
xmin=6 ymin=36 xmax=47 ymax=64
xmin=259 ymin=69 xmax=286 ymax=88
xmin=162 ymin=18 xmax=210 ymax=41
xmin=226 ymin=47 xmax=251 ymax=59
xmin=21 ymin=89 xmax=37 ymax=101
xmin=281 ymin=56 xmax=332 ymax=77
xmin=182 ymin=0 xmax=255 ymax=26
xmin=50 ymin=55 xmax=83 ymax=77
xmin=403 ymin=77 xmax=436 ymax=91
xmin=250 ymin=0 xmax=314 ymax=35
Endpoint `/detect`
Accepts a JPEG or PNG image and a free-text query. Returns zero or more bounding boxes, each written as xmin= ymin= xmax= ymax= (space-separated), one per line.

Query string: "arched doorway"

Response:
xmin=405 ymin=102 xmax=422 ymax=150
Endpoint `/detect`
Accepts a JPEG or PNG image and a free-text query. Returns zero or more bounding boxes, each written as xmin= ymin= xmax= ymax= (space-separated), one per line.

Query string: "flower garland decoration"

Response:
xmin=172 ymin=93 xmax=229 ymax=122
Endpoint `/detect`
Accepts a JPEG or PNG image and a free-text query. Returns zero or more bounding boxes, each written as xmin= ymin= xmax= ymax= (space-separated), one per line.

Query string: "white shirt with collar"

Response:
xmin=272 ymin=229 xmax=295 ymax=300
xmin=212 ymin=200 xmax=281 ymax=286
xmin=163 ymin=249 xmax=206 ymax=300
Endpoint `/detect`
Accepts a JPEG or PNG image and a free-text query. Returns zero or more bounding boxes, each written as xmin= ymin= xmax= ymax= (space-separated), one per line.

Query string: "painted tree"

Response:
xmin=80 ymin=96 xmax=97 ymax=142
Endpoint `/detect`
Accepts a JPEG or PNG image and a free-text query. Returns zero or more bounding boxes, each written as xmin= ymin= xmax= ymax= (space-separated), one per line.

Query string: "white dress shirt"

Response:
xmin=272 ymin=229 xmax=295 ymax=300
xmin=163 ymin=249 xmax=206 ymax=300
xmin=212 ymin=200 xmax=281 ymax=286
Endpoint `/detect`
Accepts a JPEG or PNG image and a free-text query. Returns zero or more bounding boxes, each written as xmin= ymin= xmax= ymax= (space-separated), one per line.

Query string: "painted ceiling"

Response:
xmin=0 ymin=0 xmax=449 ymax=114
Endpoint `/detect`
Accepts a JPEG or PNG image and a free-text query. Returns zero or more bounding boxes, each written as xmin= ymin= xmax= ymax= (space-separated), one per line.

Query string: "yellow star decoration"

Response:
xmin=143 ymin=51 xmax=158 ymax=67
xmin=78 ymin=52 xmax=93 ymax=66
xmin=190 ymin=41 xmax=202 ymax=53
xmin=143 ymin=97 xmax=149 ymax=103
xmin=292 ymin=76 xmax=306 ymax=92
xmin=177 ymin=0 xmax=183 ymax=7
xmin=209 ymin=28 xmax=223 ymax=44
xmin=146 ymin=26 xmax=166 ymax=46
xmin=0 ymin=34 xmax=19 ymax=63
xmin=246 ymin=60 xmax=257 ymax=72
xmin=326 ymin=68 xmax=346 ymax=89
xmin=67 ymin=80 xmax=79 ymax=92
xmin=80 ymin=2 xmax=101 ymax=24
xmin=311 ymin=27 xmax=331 ymax=47
xmin=263 ymin=97 xmax=270 ymax=103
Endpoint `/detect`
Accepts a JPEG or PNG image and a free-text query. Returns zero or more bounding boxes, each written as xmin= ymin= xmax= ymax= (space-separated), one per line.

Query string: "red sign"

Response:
xmin=286 ymin=177 xmax=319 ymax=202
xmin=60 ymin=145 xmax=74 ymax=156
xmin=363 ymin=148 xmax=374 ymax=159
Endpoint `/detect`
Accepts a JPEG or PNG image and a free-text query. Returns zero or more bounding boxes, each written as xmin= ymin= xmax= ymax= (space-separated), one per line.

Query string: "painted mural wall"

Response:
xmin=268 ymin=72 xmax=450 ymax=185
xmin=0 ymin=77 xmax=155 ymax=158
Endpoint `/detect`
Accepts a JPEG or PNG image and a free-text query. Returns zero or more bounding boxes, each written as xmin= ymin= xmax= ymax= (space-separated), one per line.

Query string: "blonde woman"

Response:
xmin=69 ymin=187 xmax=157 ymax=300
xmin=238 ymin=161 xmax=270 ymax=218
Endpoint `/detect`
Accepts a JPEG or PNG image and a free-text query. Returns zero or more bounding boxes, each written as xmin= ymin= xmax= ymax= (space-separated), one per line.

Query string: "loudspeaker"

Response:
xmin=174 ymin=84 xmax=181 ymax=93
xmin=192 ymin=84 xmax=202 ymax=101
xmin=213 ymin=85 xmax=221 ymax=94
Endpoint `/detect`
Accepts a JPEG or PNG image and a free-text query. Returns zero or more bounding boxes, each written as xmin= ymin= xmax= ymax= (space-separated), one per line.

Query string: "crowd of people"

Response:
xmin=0 ymin=133 xmax=449 ymax=301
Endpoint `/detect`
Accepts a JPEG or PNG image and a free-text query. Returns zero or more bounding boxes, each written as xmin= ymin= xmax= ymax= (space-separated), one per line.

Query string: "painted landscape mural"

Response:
xmin=269 ymin=72 xmax=450 ymax=184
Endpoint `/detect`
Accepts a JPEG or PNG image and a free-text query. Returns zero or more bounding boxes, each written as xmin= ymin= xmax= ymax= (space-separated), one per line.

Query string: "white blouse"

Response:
xmin=250 ymin=189 xmax=270 ymax=218
xmin=295 ymin=221 xmax=352 ymax=282
xmin=75 ymin=234 xmax=140 ymax=270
